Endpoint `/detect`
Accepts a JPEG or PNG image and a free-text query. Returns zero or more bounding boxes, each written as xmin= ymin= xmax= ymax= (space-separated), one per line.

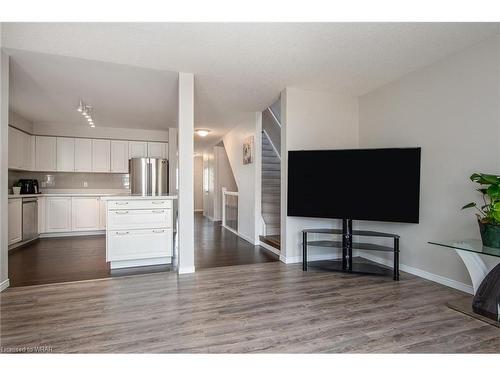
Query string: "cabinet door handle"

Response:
xmin=115 ymin=231 xmax=129 ymax=235
xmin=115 ymin=211 xmax=129 ymax=215
xmin=152 ymin=201 xmax=165 ymax=205
xmin=115 ymin=202 xmax=129 ymax=205
xmin=152 ymin=229 xmax=165 ymax=233
xmin=151 ymin=210 xmax=164 ymax=213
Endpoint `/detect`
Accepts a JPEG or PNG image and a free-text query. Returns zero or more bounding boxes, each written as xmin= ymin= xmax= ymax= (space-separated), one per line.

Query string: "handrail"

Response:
xmin=267 ymin=107 xmax=281 ymax=128
xmin=262 ymin=129 xmax=281 ymax=161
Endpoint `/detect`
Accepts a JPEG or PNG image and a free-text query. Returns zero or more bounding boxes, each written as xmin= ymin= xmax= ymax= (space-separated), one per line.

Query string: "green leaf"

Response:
xmin=493 ymin=202 xmax=500 ymax=212
xmin=477 ymin=188 xmax=488 ymax=195
xmin=461 ymin=202 xmax=476 ymax=210
xmin=492 ymin=210 xmax=500 ymax=222
xmin=487 ymin=185 xmax=500 ymax=200
xmin=470 ymin=173 xmax=500 ymax=185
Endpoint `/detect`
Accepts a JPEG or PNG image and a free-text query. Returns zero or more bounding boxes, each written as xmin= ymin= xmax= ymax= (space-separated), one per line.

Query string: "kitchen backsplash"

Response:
xmin=8 ymin=171 xmax=130 ymax=190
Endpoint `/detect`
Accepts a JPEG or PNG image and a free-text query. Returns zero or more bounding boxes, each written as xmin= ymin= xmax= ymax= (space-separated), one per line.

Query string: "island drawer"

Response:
xmin=107 ymin=199 xmax=172 ymax=210
xmin=107 ymin=208 xmax=172 ymax=229
xmin=107 ymin=228 xmax=173 ymax=261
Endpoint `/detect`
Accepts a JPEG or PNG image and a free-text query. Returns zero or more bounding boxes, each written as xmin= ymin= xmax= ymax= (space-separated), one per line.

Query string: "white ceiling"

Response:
xmin=9 ymin=50 xmax=178 ymax=131
xmin=3 ymin=22 xmax=499 ymax=151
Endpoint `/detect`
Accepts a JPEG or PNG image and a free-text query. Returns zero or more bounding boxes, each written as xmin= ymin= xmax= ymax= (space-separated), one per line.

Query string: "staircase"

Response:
xmin=261 ymin=131 xmax=281 ymax=238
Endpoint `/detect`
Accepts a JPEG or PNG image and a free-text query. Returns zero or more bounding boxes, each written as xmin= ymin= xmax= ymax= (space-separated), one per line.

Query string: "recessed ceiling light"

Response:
xmin=195 ymin=129 xmax=210 ymax=137
xmin=77 ymin=100 xmax=84 ymax=113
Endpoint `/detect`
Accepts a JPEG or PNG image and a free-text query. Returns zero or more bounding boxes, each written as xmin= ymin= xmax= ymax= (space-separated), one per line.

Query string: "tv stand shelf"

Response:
xmin=302 ymin=221 xmax=400 ymax=280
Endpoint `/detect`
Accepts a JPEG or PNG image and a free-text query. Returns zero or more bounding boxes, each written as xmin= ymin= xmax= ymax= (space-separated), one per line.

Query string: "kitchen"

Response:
xmin=6 ymin=50 xmax=180 ymax=286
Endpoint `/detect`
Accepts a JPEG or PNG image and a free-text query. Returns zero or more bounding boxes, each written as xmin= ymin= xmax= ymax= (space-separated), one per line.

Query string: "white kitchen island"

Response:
xmin=102 ymin=195 xmax=177 ymax=269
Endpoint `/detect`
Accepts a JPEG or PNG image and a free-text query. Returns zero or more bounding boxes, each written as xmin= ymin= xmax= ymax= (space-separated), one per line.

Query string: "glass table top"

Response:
xmin=429 ymin=239 xmax=500 ymax=258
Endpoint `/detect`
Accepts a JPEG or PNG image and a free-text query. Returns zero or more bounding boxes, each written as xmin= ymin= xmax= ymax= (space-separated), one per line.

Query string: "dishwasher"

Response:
xmin=22 ymin=197 xmax=38 ymax=242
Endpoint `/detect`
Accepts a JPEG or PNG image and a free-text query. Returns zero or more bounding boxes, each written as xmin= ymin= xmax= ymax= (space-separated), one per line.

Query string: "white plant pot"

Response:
xmin=12 ymin=186 xmax=21 ymax=195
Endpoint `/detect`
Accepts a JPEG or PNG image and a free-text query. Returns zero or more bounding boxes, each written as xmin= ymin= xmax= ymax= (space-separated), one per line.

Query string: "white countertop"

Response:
xmin=101 ymin=195 xmax=178 ymax=201
xmin=9 ymin=189 xmax=131 ymax=199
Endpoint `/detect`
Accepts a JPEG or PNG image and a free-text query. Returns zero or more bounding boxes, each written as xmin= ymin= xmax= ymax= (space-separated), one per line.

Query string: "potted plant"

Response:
xmin=12 ymin=182 xmax=22 ymax=195
xmin=462 ymin=173 xmax=500 ymax=248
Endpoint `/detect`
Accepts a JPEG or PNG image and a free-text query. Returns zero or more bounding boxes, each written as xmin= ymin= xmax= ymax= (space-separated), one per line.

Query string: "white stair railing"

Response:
xmin=222 ymin=187 xmax=239 ymax=234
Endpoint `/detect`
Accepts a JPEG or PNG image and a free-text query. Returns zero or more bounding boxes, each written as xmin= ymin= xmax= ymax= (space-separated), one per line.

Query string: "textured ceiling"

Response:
xmin=3 ymin=22 xmax=499 ymax=151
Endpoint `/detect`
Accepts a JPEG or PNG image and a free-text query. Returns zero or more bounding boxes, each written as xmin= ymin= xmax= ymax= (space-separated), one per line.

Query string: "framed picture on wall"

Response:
xmin=243 ymin=136 xmax=254 ymax=165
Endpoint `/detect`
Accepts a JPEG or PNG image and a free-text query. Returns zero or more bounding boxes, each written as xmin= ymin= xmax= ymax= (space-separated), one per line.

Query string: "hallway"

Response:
xmin=194 ymin=212 xmax=278 ymax=269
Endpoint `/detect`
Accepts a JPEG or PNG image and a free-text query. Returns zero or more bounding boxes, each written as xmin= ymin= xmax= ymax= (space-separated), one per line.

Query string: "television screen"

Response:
xmin=287 ymin=148 xmax=421 ymax=223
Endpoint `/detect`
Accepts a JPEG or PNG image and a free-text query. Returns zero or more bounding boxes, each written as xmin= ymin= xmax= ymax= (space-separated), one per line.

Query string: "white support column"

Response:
xmin=177 ymin=73 xmax=195 ymax=274
xmin=0 ymin=44 xmax=10 ymax=291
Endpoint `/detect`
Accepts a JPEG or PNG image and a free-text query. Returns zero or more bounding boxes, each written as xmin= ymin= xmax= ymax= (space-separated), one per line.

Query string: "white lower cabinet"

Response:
xmin=45 ymin=197 xmax=72 ymax=233
xmin=99 ymin=198 xmax=107 ymax=230
xmin=72 ymin=197 xmax=100 ymax=231
xmin=107 ymin=228 xmax=172 ymax=261
xmin=105 ymin=198 xmax=174 ymax=269
xmin=8 ymin=199 xmax=23 ymax=245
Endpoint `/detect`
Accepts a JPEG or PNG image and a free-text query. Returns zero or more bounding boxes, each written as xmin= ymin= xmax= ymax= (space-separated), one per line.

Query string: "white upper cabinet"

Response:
xmin=35 ymin=136 xmax=57 ymax=172
xmin=74 ymin=138 xmax=92 ymax=172
xmin=8 ymin=127 xmax=31 ymax=170
xmin=111 ymin=140 xmax=129 ymax=173
xmin=147 ymin=142 xmax=168 ymax=159
xmin=92 ymin=139 xmax=111 ymax=173
xmin=56 ymin=137 xmax=75 ymax=172
xmin=8 ymin=127 xmax=18 ymax=169
xmin=129 ymin=141 xmax=148 ymax=159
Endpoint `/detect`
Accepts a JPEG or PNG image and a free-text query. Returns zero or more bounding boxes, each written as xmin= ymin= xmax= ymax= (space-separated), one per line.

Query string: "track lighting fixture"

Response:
xmin=77 ymin=100 xmax=95 ymax=128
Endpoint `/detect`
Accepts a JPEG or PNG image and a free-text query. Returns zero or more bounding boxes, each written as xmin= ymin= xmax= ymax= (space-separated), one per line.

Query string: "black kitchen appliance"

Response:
xmin=19 ymin=179 xmax=39 ymax=194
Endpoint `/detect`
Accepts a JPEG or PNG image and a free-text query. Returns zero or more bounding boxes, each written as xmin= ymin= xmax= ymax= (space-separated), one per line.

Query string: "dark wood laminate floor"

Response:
xmin=194 ymin=212 xmax=278 ymax=269
xmin=1 ymin=261 xmax=498 ymax=353
xmin=8 ymin=213 xmax=277 ymax=286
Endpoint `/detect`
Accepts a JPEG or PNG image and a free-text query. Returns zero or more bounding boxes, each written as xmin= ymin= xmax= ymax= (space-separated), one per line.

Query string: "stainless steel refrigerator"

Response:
xmin=129 ymin=158 xmax=169 ymax=196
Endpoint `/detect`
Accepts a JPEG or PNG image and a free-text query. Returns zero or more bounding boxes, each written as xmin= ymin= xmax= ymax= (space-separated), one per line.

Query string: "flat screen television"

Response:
xmin=287 ymin=148 xmax=421 ymax=223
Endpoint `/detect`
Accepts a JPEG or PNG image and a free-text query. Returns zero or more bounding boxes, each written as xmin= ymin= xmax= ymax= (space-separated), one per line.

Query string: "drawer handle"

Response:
xmin=115 ymin=202 xmax=129 ymax=205
xmin=115 ymin=231 xmax=129 ymax=235
xmin=152 ymin=201 xmax=165 ymax=205
xmin=152 ymin=229 xmax=165 ymax=233
xmin=115 ymin=211 xmax=129 ymax=214
xmin=151 ymin=210 xmax=164 ymax=213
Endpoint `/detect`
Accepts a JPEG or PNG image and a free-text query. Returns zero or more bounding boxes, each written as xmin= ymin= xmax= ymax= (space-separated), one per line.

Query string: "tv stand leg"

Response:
xmin=342 ymin=219 xmax=353 ymax=272
xmin=302 ymin=231 xmax=308 ymax=271
xmin=394 ymin=237 xmax=400 ymax=281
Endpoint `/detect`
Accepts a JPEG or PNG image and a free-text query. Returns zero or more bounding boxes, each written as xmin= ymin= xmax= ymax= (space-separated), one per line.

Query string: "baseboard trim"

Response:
xmin=259 ymin=241 xmax=280 ymax=256
xmin=222 ymin=224 xmax=257 ymax=245
xmin=40 ymin=230 xmax=105 ymax=238
xmin=358 ymin=251 xmax=474 ymax=295
xmin=279 ymin=250 xmax=474 ymax=295
xmin=178 ymin=266 xmax=196 ymax=274
xmin=0 ymin=279 xmax=10 ymax=292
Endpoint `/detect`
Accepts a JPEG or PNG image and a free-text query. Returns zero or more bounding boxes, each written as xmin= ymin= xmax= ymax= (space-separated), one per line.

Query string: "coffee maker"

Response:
xmin=19 ymin=179 xmax=39 ymax=194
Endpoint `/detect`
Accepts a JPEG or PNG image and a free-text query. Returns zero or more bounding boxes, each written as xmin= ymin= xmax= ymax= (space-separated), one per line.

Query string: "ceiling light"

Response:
xmin=77 ymin=100 xmax=96 ymax=128
xmin=195 ymin=129 xmax=210 ymax=137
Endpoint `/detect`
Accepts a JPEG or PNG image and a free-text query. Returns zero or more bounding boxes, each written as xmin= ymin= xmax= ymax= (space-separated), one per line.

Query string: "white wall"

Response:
xmin=0 ymin=41 xmax=10 ymax=290
xmin=177 ymin=72 xmax=195 ymax=274
xmin=194 ymin=155 xmax=203 ymax=211
xmin=358 ymin=35 xmax=500 ymax=288
xmin=281 ymin=87 xmax=359 ymax=262
xmin=202 ymin=149 xmax=215 ymax=219
xmin=223 ymin=112 xmax=262 ymax=244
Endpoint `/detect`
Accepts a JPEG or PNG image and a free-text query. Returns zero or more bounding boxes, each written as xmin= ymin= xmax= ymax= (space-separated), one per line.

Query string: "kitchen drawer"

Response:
xmin=107 ymin=208 xmax=171 ymax=230
xmin=107 ymin=199 xmax=172 ymax=210
xmin=107 ymin=228 xmax=173 ymax=261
